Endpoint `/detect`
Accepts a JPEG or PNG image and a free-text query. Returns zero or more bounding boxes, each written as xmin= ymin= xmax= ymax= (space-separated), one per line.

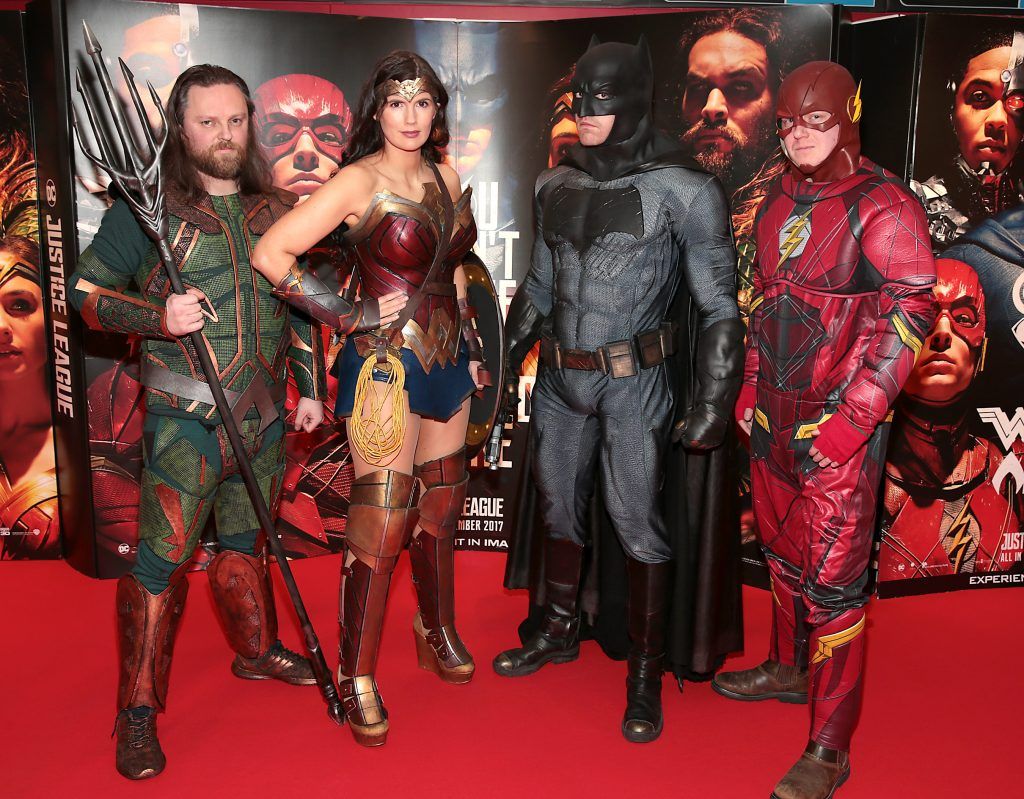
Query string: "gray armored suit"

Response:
xmin=522 ymin=160 xmax=738 ymax=563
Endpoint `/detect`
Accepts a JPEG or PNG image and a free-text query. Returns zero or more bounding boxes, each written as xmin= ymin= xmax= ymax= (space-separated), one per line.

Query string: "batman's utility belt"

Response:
xmin=541 ymin=322 xmax=677 ymax=378
xmin=141 ymin=362 xmax=285 ymax=432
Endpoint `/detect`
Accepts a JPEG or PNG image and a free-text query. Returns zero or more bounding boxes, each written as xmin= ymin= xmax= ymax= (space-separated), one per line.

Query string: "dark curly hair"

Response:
xmin=342 ymin=50 xmax=450 ymax=166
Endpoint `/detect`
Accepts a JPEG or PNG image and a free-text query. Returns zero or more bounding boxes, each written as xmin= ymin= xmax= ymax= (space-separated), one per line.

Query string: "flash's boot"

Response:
xmin=716 ymin=572 xmax=809 ymax=703
xmin=772 ymin=608 xmax=865 ymax=798
xmin=712 ymin=660 xmax=808 ymax=704
xmin=338 ymin=469 xmax=418 ymax=746
xmin=113 ymin=565 xmax=188 ymax=780
xmin=207 ymin=547 xmax=315 ymax=685
xmin=771 ymin=742 xmax=851 ymax=799
xmin=410 ymin=451 xmax=474 ymax=683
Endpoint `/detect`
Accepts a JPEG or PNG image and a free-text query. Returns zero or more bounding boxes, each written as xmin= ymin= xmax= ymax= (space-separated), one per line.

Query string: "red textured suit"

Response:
xmin=738 ymin=156 xmax=936 ymax=750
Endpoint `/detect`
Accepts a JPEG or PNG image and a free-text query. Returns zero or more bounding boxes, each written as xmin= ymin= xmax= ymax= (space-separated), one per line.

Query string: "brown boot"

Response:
xmin=339 ymin=469 xmax=418 ymax=746
xmin=114 ymin=567 xmax=188 ymax=780
xmin=207 ymin=548 xmax=315 ymax=685
xmin=712 ymin=659 xmax=808 ymax=704
xmin=771 ymin=742 xmax=851 ymax=799
xmin=114 ymin=707 xmax=163 ymax=781
xmin=410 ymin=451 xmax=474 ymax=684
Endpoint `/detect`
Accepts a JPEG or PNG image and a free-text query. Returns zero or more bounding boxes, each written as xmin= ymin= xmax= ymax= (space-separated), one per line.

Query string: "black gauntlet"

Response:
xmin=673 ymin=318 xmax=745 ymax=450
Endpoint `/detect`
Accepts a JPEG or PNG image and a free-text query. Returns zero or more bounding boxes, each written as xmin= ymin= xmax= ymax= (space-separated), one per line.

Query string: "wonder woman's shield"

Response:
xmin=462 ymin=253 xmax=505 ymax=459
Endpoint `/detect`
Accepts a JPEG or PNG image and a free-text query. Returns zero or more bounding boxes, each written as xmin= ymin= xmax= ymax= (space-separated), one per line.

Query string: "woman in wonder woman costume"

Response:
xmin=252 ymin=51 xmax=488 ymax=746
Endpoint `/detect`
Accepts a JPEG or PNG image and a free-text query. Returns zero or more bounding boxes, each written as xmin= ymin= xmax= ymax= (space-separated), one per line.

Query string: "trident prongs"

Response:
xmin=119 ymin=58 xmax=163 ymax=160
xmin=82 ymin=21 xmax=144 ymax=176
xmin=73 ymin=21 xmax=167 ymax=241
xmin=74 ymin=69 xmax=133 ymax=184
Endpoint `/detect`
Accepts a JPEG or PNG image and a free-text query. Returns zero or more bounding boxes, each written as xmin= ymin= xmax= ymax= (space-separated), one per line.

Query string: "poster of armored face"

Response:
xmin=0 ymin=12 xmax=58 ymax=561
xmin=910 ymin=15 xmax=1024 ymax=251
xmin=53 ymin=0 xmax=833 ymax=576
xmin=876 ymin=14 xmax=1024 ymax=596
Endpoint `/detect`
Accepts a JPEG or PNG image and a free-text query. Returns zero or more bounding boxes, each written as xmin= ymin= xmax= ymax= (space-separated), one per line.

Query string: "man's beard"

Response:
xmin=681 ymin=116 xmax=777 ymax=195
xmin=189 ymin=139 xmax=246 ymax=181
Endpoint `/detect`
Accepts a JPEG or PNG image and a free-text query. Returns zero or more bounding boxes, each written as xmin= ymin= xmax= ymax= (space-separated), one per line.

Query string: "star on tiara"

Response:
xmin=383 ymin=78 xmax=427 ymax=102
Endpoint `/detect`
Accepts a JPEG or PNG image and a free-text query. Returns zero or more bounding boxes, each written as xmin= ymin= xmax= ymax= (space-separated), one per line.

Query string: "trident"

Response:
xmin=72 ymin=21 xmax=344 ymax=726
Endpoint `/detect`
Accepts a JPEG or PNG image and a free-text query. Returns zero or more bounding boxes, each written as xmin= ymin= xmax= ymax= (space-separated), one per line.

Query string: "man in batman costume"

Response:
xmin=494 ymin=37 xmax=745 ymax=742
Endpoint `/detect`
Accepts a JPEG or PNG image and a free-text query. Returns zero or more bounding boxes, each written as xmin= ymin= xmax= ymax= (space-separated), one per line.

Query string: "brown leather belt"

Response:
xmin=541 ymin=322 xmax=677 ymax=379
xmin=141 ymin=362 xmax=286 ymax=433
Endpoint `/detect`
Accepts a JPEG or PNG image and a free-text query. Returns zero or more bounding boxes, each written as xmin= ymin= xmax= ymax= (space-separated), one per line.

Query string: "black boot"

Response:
xmin=493 ymin=538 xmax=583 ymax=677
xmin=622 ymin=557 xmax=671 ymax=743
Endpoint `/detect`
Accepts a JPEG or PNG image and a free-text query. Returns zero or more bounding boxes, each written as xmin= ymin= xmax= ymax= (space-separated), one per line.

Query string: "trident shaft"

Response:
xmin=73 ymin=21 xmax=344 ymax=726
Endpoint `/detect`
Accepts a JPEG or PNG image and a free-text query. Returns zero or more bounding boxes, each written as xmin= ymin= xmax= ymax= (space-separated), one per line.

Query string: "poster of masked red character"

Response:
xmin=0 ymin=13 xmax=59 ymax=561
xmin=879 ymin=259 xmax=1024 ymax=593
xmin=254 ymin=72 xmax=357 ymax=556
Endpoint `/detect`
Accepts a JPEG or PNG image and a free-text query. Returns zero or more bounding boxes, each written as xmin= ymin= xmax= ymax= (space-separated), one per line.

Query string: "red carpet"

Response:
xmin=2 ymin=552 xmax=1020 ymax=797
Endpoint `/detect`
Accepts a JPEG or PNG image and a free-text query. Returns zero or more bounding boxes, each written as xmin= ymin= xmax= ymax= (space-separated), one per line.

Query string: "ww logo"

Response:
xmin=977 ymin=408 xmax=1024 ymax=493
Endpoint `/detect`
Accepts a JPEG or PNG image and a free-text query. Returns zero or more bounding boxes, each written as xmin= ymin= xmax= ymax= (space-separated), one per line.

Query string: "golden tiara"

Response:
xmin=381 ymin=77 xmax=427 ymax=102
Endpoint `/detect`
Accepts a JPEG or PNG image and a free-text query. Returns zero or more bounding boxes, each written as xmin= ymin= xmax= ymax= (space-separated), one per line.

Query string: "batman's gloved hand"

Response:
xmin=674 ymin=403 xmax=731 ymax=450
xmin=672 ymin=318 xmax=745 ymax=451
xmin=503 ymin=370 xmax=521 ymax=424
xmin=500 ymin=288 xmax=546 ymax=429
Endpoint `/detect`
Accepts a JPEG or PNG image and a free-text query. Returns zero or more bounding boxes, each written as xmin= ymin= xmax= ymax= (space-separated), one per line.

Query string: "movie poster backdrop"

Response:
xmin=874 ymin=14 xmax=1024 ymax=596
xmin=50 ymin=0 xmax=837 ymax=577
xmin=0 ymin=11 xmax=59 ymax=561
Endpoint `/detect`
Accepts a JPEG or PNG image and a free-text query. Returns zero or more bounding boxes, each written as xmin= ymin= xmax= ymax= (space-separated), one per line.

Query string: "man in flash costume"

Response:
xmin=69 ymin=65 xmax=379 ymax=780
xmin=718 ymin=63 xmax=935 ymax=798
xmin=495 ymin=37 xmax=744 ymax=743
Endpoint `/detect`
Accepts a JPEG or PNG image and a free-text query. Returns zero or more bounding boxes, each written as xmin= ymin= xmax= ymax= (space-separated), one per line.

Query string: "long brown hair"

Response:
xmin=342 ymin=51 xmax=450 ymax=167
xmin=162 ymin=64 xmax=273 ymax=202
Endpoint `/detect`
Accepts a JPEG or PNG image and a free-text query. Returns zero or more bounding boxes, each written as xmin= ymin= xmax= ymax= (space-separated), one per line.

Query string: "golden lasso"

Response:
xmin=349 ymin=348 xmax=406 ymax=465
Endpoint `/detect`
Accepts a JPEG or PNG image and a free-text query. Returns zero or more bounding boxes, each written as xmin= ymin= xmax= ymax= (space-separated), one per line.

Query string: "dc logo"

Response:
xmin=45 ymin=179 xmax=57 ymax=207
xmin=118 ymin=543 xmax=130 ymax=555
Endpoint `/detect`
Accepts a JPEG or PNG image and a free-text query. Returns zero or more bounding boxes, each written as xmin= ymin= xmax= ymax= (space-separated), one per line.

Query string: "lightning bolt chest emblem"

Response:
xmin=942 ymin=497 xmax=979 ymax=574
xmin=777 ymin=208 xmax=813 ymax=270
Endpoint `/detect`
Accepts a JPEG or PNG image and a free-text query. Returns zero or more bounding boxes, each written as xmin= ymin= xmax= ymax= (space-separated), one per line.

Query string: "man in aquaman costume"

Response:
xmin=69 ymin=65 xmax=378 ymax=780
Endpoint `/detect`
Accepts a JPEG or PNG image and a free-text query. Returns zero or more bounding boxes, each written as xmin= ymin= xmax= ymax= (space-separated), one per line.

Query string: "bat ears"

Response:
xmin=583 ymin=33 xmax=650 ymax=69
xmin=635 ymin=34 xmax=651 ymax=68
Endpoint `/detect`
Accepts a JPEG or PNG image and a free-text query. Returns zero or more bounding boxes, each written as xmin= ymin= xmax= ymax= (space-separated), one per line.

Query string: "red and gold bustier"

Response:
xmin=343 ymin=182 xmax=476 ymax=371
